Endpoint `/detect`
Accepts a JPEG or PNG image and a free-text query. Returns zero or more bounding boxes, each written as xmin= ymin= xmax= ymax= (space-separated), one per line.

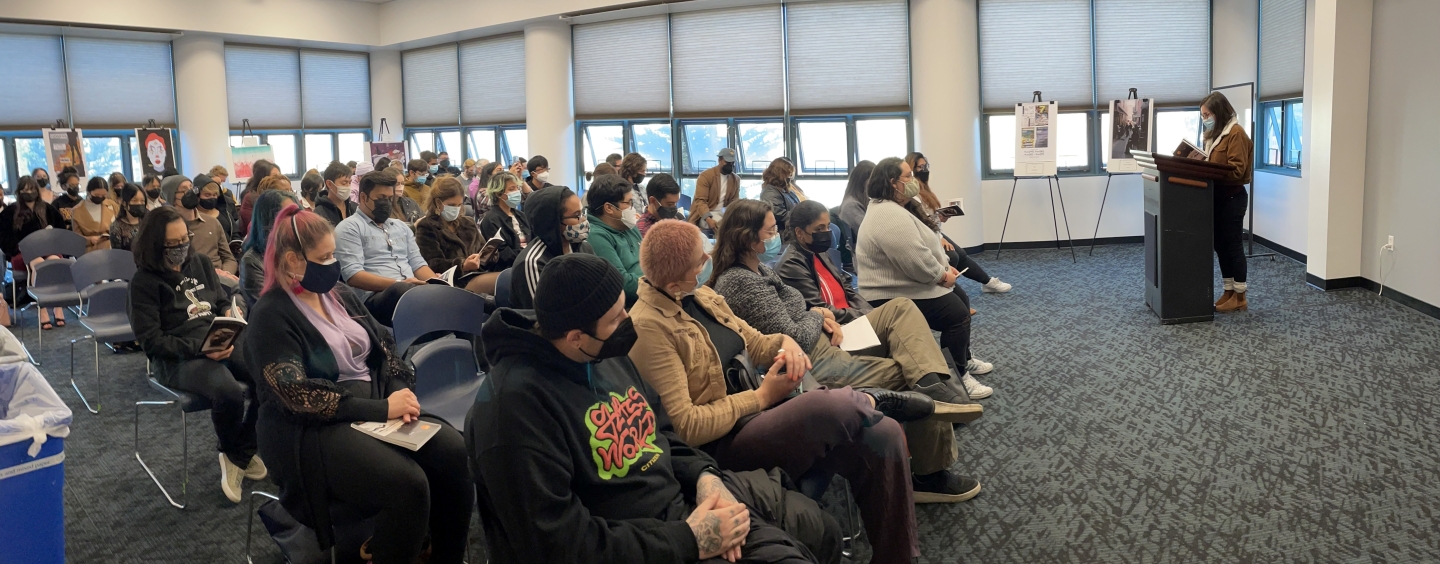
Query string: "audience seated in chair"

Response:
xmin=314 ymin=161 xmax=358 ymax=227
xmin=1 ymin=176 xmax=71 ymax=328
xmin=334 ymin=170 xmax=439 ymax=327
xmin=508 ymin=185 xmax=592 ymax=310
xmin=904 ymin=152 xmax=1012 ymax=295
xmin=128 ymin=205 xmax=261 ymax=504
xmin=629 ymin=219 xmax=941 ymax=564
xmin=476 ymin=171 xmax=530 ymax=274
xmin=468 ymin=253 xmax=841 ymax=564
xmin=109 ymin=182 xmax=147 ymax=252
xmin=238 ymin=190 xmax=300 ymax=311
xmin=71 ymin=176 xmax=118 ymax=253
xmin=635 ymin=173 xmax=682 ymax=238
xmin=246 ymin=206 xmax=472 ymax=564
xmin=854 ymin=158 xmax=996 ymax=400
xmin=415 ymin=177 xmax=501 ymax=296
xmin=192 ymin=173 xmax=239 ymax=243
xmin=584 ymin=174 xmax=644 ymax=306
xmin=837 ymin=161 xmax=875 ymax=247
xmin=175 ymin=175 xmax=242 ymax=287
xmin=710 ymin=199 xmax=984 ymax=502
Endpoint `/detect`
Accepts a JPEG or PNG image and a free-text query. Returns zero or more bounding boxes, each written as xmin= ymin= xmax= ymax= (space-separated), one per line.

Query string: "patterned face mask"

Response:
xmin=564 ymin=218 xmax=590 ymax=244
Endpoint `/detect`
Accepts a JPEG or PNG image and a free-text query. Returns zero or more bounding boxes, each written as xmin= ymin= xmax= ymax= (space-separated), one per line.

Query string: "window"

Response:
xmin=268 ymin=135 xmax=297 ymax=176
xmin=1055 ymin=113 xmax=1090 ymax=170
xmin=81 ymin=137 xmax=124 ymax=180
xmin=501 ymin=129 xmax=529 ymax=164
xmin=0 ymin=34 xmax=67 ymax=128
xmin=798 ymin=179 xmax=850 ymax=209
xmin=130 ymin=138 xmax=141 ymax=181
xmin=797 ymin=121 xmax=848 ymax=175
xmin=581 ymin=125 xmax=625 ymax=171
xmin=338 ymin=133 xmax=367 ymax=166
xmin=16 ymin=138 xmax=46 ymax=180
xmin=305 ymin=134 xmax=334 ymax=172
xmin=682 ymin=122 xmax=729 ymax=175
xmin=467 ymin=129 xmax=498 ymax=164
xmin=227 ymin=45 xmax=369 ymax=176
xmin=1155 ymin=110 xmax=1201 ymax=162
xmin=632 ymin=123 xmax=673 ymax=174
xmin=855 ymin=118 xmax=908 ymax=164
xmin=405 ymin=35 xmax=526 ymax=127
xmin=65 ymin=38 xmax=176 ymax=127
xmin=1259 ymin=99 xmax=1302 ymax=171
xmin=438 ymin=131 xmax=462 ymax=161
xmin=738 ymin=122 xmax=785 ymax=174
xmin=986 ymin=115 xmax=1017 ymax=172
xmin=409 ymin=132 xmax=435 ymax=160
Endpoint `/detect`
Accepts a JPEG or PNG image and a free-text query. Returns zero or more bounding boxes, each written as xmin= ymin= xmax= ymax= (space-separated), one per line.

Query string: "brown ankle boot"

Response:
xmin=1217 ymin=292 xmax=1248 ymax=312
xmin=1215 ymin=289 xmax=1235 ymax=307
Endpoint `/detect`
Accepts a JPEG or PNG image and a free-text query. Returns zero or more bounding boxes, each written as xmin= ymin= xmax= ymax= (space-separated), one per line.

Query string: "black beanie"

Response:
xmin=535 ymin=254 xmax=624 ymax=338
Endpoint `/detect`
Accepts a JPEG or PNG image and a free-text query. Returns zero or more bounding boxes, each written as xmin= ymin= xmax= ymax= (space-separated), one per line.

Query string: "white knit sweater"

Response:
xmin=854 ymin=199 xmax=951 ymax=301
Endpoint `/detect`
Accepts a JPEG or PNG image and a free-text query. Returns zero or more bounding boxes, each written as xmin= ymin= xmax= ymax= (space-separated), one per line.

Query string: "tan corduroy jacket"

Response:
xmin=1177 ymin=121 xmax=1253 ymax=191
xmin=70 ymin=200 xmax=118 ymax=252
xmin=690 ymin=164 xmax=739 ymax=229
xmin=629 ymin=280 xmax=786 ymax=446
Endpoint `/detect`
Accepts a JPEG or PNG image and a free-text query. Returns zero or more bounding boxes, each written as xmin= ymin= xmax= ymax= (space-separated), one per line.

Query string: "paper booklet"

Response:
xmin=838 ymin=316 xmax=882 ymax=352
xmin=477 ymin=231 xmax=506 ymax=263
xmin=1178 ymin=138 xmax=1211 ymax=159
xmin=427 ymin=265 xmax=458 ymax=286
xmin=351 ymin=419 xmax=441 ymax=451
xmin=200 ymin=297 xmax=246 ymax=353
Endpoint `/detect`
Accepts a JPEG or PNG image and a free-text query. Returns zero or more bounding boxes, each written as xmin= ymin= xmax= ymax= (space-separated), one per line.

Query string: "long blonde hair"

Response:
xmin=426 ymin=177 xmax=465 ymax=225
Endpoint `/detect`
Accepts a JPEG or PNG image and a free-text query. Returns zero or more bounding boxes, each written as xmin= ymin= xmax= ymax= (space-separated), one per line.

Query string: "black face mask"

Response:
xmin=36 ymin=177 xmax=48 ymax=188
xmin=721 ymin=163 xmax=735 ymax=175
xmin=581 ymin=318 xmax=638 ymax=361
xmin=146 ymin=188 xmax=161 ymax=200
xmin=66 ymin=186 xmax=79 ymax=196
xmin=440 ymin=159 xmax=451 ymax=169
xmin=18 ymin=191 xmax=37 ymax=203
xmin=198 ymin=198 xmax=218 ymax=210
xmin=128 ymin=205 xmax=147 ymax=218
xmin=296 ymin=258 xmax=342 ymax=294
xmin=804 ymin=229 xmax=833 ymax=254
xmin=631 ymin=174 xmax=645 ymax=185
xmin=369 ymin=197 xmax=393 ymax=223
xmin=915 ymin=170 xmax=931 ymax=184
xmin=89 ymin=195 xmax=106 ymax=205
xmin=655 ymin=205 xmax=679 ymax=220
xmin=181 ymin=190 xmax=199 ymax=209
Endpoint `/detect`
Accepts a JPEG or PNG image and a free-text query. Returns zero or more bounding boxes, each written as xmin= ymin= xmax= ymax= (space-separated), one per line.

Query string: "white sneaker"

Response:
xmin=982 ymin=277 xmax=1013 ymax=293
xmin=965 ymin=357 xmax=994 ymax=375
xmin=962 ymin=374 xmax=993 ymax=400
xmin=219 ymin=453 xmax=245 ymax=503
xmin=244 ymin=455 xmax=268 ymax=481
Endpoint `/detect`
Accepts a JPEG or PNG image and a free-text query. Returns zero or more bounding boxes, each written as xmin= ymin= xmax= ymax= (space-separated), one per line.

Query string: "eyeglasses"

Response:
xmin=164 ymin=232 xmax=193 ymax=247
xmin=759 ymin=226 xmax=779 ymax=238
xmin=563 ymin=212 xmax=585 ymax=221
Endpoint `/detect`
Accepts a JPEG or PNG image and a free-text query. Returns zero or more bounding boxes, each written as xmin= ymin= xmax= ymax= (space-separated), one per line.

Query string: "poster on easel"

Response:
xmin=231 ymin=145 xmax=276 ymax=182
xmin=1106 ymin=98 xmax=1153 ymax=173
xmin=366 ymin=142 xmax=407 ymax=167
xmin=135 ymin=128 xmax=177 ymax=175
xmin=42 ymin=128 xmax=86 ymax=177
xmin=1014 ymin=102 xmax=1056 ymax=177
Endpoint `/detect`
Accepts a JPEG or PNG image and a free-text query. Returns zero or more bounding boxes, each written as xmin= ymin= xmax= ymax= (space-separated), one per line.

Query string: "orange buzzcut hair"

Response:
xmin=640 ymin=219 xmax=703 ymax=286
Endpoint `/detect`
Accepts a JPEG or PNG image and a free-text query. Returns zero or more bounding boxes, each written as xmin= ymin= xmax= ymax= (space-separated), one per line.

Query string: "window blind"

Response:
xmin=459 ymin=35 xmax=527 ymax=124
xmin=301 ymin=50 xmax=371 ymax=128
xmin=64 ymin=37 xmax=176 ymax=127
xmin=978 ymin=0 xmax=1093 ymax=111
xmin=670 ymin=5 xmax=785 ymax=116
xmin=786 ymin=0 xmax=910 ymax=113
xmin=572 ymin=16 xmax=671 ymax=119
xmin=1259 ymin=0 xmax=1305 ymax=100
xmin=0 ymin=34 xmax=69 ymax=128
xmin=225 ymin=45 xmax=302 ymax=129
xmin=1094 ymin=0 xmax=1209 ymax=106
xmin=402 ymin=45 xmax=460 ymax=126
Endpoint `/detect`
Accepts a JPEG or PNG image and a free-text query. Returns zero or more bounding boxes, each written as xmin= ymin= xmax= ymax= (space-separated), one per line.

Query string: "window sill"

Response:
xmin=982 ymin=168 xmax=1106 ymax=181
xmin=1256 ymin=166 xmax=1302 ymax=179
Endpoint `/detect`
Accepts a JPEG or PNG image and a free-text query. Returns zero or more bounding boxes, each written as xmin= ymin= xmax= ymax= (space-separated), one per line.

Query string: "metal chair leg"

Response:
xmin=69 ymin=335 xmax=99 ymax=414
xmin=247 ymin=490 xmax=280 ymax=564
xmin=134 ymin=399 xmax=188 ymax=509
xmin=838 ymin=478 xmax=861 ymax=559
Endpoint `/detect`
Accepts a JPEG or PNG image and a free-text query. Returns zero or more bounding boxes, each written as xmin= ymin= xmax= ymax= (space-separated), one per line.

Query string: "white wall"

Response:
xmin=172 ymin=34 xmax=231 ymax=184
xmin=1360 ymin=0 xmax=1440 ymax=307
xmin=369 ymin=50 xmax=404 ymax=143
xmin=978 ymin=174 xmax=1143 ymax=246
xmin=1304 ymin=0 xmax=1371 ymax=281
xmin=913 ymin=0 xmax=985 ymax=248
xmin=0 ymin=0 xmax=379 ymax=46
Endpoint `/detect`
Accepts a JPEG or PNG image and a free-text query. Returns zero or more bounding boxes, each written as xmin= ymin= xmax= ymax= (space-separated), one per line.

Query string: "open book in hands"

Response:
xmin=200 ymin=296 xmax=247 ymax=353
xmin=476 ymin=231 xmax=505 ymax=264
xmin=1176 ymin=138 xmax=1211 ymax=159
xmin=427 ymin=265 xmax=459 ymax=286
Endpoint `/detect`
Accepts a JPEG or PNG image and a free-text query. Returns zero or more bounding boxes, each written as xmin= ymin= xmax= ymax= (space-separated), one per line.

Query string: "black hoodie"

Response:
xmin=510 ymin=186 xmax=592 ymax=309
xmin=465 ymin=308 xmax=713 ymax=563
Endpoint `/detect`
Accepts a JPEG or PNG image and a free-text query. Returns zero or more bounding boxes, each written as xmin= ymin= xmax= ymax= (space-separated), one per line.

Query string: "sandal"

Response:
xmin=41 ymin=322 xmax=54 ymax=330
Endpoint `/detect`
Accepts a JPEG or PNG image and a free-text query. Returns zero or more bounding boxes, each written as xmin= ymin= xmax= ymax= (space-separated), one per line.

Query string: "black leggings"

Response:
xmin=1214 ymin=188 xmax=1248 ymax=283
xmin=871 ymin=291 xmax=971 ymax=366
xmin=169 ymin=357 xmax=258 ymax=467
xmin=322 ymin=382 xmax=473 ymax=564
xmin=941 ymin=233 xmax=991 ymax=285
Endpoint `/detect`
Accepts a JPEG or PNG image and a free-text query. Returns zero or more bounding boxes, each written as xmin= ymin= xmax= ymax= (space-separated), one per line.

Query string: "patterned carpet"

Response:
xmin=26 ymin=243 xmax=1440 ymax=563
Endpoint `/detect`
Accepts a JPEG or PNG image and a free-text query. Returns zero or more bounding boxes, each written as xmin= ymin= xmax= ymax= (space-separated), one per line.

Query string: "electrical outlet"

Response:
xmin=1387 ymin=235 xmax=1395 ymax=250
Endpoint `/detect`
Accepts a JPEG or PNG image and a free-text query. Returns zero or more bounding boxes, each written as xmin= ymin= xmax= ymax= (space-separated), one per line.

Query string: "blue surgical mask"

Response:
xmin=429 ymin=164 xmax=439 ymax=174
xmin=696 ymin=255 xmax=714 ymax=286
xmin=758 ymin=234 xmax=783 ymax=262
xmin=505 ymin=190 xmax=523 ymax=209
xmin=415 ymin=174 xmax=428 ymax=185
xmin=1201 ymin=116 xmax=1215 ymax=131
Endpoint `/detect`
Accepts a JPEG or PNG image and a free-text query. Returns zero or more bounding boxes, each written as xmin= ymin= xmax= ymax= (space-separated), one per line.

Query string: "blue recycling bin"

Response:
xmin=0 ymin=360 xmax=71 ymax=564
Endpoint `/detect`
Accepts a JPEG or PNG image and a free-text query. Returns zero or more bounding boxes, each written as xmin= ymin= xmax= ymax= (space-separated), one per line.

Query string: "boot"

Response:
xmin=1215 ymin=289 xmax=1234 ymax=307
xmin=1217 ymin=291 xmax=1248 ymax=312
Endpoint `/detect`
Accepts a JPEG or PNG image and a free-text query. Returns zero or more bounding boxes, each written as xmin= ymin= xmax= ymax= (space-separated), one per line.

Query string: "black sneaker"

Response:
xmin=860 ymin=389 xmax=934 ymax=423
xmin=912 ymin=470 xmax=981 ymax=503
xmin=913 ymin=373 xmax=984 ymax=423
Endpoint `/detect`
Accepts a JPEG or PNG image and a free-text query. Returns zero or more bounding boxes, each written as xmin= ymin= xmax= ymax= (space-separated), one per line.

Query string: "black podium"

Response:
xmin=1132 ymin=152 xmax=1235 ymax=325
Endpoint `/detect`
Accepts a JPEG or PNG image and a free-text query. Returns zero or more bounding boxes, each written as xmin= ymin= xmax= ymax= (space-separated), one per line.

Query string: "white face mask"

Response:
xmin=442 ymin=204 xmax=463 ymax=222
xmin=333 ymin=182 xmax=352 ymax=199
xmin=535 ymin=171 xmax=550 ymax=183
xmin=621 ymin=205 xmax=638 ymax=226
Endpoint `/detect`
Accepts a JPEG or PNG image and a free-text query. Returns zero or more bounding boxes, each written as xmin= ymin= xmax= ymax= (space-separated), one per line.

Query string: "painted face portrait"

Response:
xmin=146 ymin=134 xmax=167 ymax=172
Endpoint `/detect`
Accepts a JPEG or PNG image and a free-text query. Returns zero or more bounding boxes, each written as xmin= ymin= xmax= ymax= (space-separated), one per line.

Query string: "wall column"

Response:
xmin=1304 ymin=0 xmax=1371 ymax=284
xmin=173 ymin=34 xmax=230 ymax=182
xmin=911 ymin=0 xmax=984 ymax=248
xmin=524 ymin=21 xmax=576 ymax=186
xmin=370 ymin=49 xmax=404 ymax=143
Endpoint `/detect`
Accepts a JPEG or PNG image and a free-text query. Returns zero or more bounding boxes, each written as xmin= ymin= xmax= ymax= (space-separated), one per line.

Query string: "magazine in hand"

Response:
xmin=201 ymin=298 xmax=246 ymax=354
xmin=351 ymin=419 xmax=441 ymax=451
xmin=1177 ymin=138 xmax=1210 ymax=159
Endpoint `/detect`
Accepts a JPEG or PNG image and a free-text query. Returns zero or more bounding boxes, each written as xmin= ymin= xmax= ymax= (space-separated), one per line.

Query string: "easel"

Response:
xmin=1091 ymin=89 xmax=1143 ymax=256
xmin=996 ymin=92 xmax=1076 ymax=263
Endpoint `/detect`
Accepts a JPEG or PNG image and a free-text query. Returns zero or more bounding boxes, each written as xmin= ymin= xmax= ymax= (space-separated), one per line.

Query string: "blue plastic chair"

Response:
xmin=136 ymin=375 xmax=249 ymax=509
xmin=494 ymin=268 xmax=513 ymax=309
xmin=17 ymin=229 xmax=88 ymax=363
xmin=678 ymin=193 xmax=693 ymax=216
xmin=70 ymin=249 xmax=136 ymax=309
xmin=68 ymin=282 xmax=135 ymax=414
xmin=392 ymin=285 xmax=489 ymax=428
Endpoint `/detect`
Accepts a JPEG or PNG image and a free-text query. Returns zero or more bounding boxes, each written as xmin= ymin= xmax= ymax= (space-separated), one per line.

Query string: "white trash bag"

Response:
xmin=0 ymin=327 xmax=71 ymax=457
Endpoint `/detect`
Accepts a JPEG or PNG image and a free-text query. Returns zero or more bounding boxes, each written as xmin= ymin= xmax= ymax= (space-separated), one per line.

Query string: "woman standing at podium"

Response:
xmin=1178 ymin=92 xmax=1253 ymax=313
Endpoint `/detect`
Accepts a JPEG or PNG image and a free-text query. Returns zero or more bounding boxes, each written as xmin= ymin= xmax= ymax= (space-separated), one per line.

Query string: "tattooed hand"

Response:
xmin=687 ymin=491 xmax=749 ymax=560
xmin=697 ymin=472 xmax=741 ymax=509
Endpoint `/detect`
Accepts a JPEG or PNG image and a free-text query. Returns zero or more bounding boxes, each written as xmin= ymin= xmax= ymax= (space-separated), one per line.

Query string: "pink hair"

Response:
xmin=261 ymin=204 xmax=335 ymax=295
xmin=639 ymin=219 xmax=703 ymax=286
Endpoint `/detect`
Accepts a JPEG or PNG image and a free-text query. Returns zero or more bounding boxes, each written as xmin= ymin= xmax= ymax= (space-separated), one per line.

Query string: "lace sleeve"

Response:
xmin=377 ymin=328 xmax=416 ymax=390
xmin=260 ymin=357 xmax=347 ymax=422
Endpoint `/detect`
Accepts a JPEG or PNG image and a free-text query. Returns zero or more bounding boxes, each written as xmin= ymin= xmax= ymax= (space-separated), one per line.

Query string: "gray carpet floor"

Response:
xmin=24 ymin=243 xmax=1440 ymax=563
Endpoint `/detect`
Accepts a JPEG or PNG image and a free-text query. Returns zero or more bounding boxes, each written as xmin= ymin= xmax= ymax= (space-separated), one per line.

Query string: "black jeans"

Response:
xmin=871 ymin=291 xmax=971 ymax=368
xmin=1214 ymin=188 xmax=1248 ymax=283
xmin=363 ymin=281 xmax=420 ymax=327
xmin=170 ymin=357 xmax=258 ymax=466
xmin=942 ymin=233 xmax=991 ymax=285
xmin=324 ymin=381 xmax=474 ymax=564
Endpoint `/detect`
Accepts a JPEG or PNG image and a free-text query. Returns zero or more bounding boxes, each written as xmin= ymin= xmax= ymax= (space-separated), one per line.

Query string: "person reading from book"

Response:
xmin=630 ymin=219 xmax=933 ymax=564
xmin=467 ymin=253 xmax=841 ymax=564
xmin=1174 ymin=92 xmax=1254 ymax=313
xmin=584 ymin=174 xmax=644 ymax=307
xmin=239 ymin=190 xmax=300 ymax=311
xmin=476 ymin=171 xmax=530 ymax=273
xmin=710 ymin=199 xmax=983 ymax=502
xmin=334 ymin=169 xmax=438 ymax=326
xmin=128 ymin=206 xmax=262 ymax=504
xmin=904 ymin=152 xmax=1013 ymax=296
xmin=246 ymin=206 xmax=472 ymax=564
xmin=416 ymin=177 xmax=501 ymax=296
xmin=509 ymin=185 xmax=593 ymax=310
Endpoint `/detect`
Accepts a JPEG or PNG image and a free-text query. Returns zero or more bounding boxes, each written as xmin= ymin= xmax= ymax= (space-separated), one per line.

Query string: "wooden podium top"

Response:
xmin=1132 ymin=151 xmax=1236 ymax=182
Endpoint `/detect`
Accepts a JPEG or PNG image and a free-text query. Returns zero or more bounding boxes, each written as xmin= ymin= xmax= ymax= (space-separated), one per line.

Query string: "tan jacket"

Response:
xmin=629 ymin=280 xmax=785 ymax=446
xmin=690 ymin=164 xmax=738 ymax=228
xmin=70 ymin=200 xmax=118 ymax=252
xmin=1177 ymin=122 xmax=1253 ymax=187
